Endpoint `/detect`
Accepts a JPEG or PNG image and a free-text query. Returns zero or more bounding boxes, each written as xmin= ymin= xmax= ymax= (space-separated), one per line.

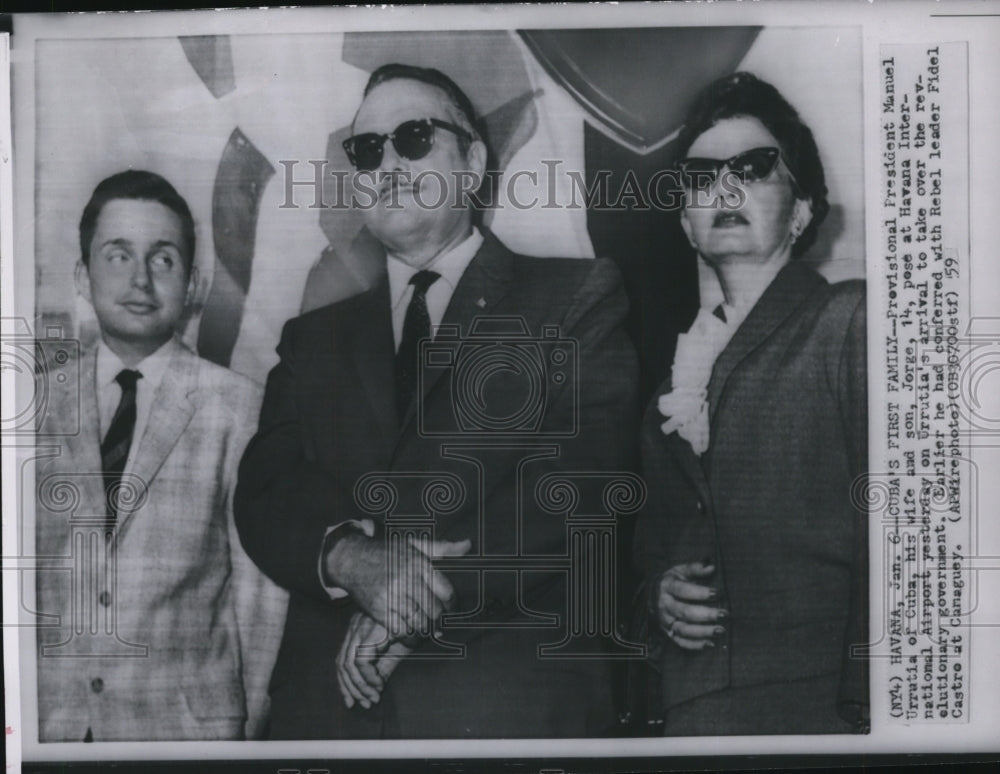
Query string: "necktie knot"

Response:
xmin=115 ymin=369 xmax=142 ymax=392
xmin=409 ymin=270 xmax=440 ymax=296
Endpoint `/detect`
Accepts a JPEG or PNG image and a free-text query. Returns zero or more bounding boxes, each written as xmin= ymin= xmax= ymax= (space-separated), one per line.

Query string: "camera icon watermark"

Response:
xmin=1 ymin=317 xmax=81 ymax=437
xmin=418 ymin=316 xmax=578 ymax=438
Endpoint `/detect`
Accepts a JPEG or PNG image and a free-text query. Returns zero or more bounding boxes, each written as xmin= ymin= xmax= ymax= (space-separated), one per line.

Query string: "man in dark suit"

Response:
xmin=234 ymin=64 xmax=640 ymax=739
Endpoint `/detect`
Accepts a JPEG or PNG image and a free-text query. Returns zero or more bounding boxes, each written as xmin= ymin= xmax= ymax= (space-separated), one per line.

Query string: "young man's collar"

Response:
xmin=96 ymin=335 xmax=179 ymax=390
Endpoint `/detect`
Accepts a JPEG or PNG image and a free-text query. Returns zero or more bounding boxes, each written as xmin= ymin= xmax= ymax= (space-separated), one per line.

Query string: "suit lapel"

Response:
xmin=60 ymin=349 xmax=107 ymax=515
xmin=118 ymin=343 xmax=198 ymax=529
xmin=651 ymin=264 xmax=825 ymax=512
xmin=395 ymin=231 xmax=515 ymax=435
xmin=438 ymin=231 xmax=515 ymax=334
xmin=344 ymin=276 xmax=399 ymax=445
xmin=707 ymin=262 xmax=825 ymax=422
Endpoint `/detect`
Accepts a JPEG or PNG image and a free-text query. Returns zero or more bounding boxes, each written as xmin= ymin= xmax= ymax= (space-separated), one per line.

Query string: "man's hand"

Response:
xmin=325 ymin=533 xmax=471 ymax=638
xmin=335 ymin=611 xmax=413 ymax=709
xmin=655 ymin=560 xmax=727 ymax=650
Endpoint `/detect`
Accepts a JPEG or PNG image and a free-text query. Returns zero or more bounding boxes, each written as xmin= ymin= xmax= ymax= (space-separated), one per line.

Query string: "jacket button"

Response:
xmin=90 ymin=678 xmax=104 ymax=693
xmin=696 ymin=501 xmax=705 ymax=513
xmin=98 ymin=591 xmax=111 ymax=607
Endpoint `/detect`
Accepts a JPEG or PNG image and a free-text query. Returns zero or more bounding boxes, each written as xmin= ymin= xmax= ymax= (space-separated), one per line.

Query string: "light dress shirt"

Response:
xmin=385 ymin=227 xmax=484 ymax=349
xmin=95 ymin=336 xmax=179 ymax=469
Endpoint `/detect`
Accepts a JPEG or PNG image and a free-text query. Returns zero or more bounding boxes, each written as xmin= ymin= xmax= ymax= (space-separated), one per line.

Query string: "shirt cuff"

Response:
xmin=318 ymin=519 xmax=375 ymax=600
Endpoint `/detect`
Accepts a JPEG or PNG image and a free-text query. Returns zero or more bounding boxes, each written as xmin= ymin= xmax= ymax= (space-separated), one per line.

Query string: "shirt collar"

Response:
xmin=96 ymin=335 xmax=179 ymax=393
xmin=387 ymin=227 xmax=484 ymax=311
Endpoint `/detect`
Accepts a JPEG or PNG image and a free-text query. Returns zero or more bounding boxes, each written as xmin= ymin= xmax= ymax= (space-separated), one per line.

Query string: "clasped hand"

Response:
xmin=655 ymin=560 xmax=728 ymax=650
xmin=332 ymin=534 xmax=471 ymax=708
xmin=336 ymin=611 xmax=412 ymax=709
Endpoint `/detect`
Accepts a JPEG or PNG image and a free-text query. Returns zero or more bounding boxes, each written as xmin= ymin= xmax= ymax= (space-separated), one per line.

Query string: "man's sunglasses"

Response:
xmin=342 ymin=118 xmax=472 ymax=171
xmin=677 ymin=146 xmax=798 ymax=190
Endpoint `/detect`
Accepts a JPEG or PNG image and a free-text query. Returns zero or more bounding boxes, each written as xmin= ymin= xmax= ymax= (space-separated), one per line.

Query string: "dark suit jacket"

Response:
xmin=639 ymin=262 xmax=868 ymax=734
xmin=235 ymin=231 xmax=639 ymax=738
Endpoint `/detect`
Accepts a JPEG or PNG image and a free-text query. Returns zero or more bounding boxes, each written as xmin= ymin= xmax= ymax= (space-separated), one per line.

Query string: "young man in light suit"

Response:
xmin=35 ymin=170 xmax=287 ymax=742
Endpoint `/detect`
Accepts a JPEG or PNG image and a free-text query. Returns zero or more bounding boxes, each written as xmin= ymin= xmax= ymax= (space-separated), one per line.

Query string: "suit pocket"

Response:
xmin=181 ymin=678 xmax=246 ymax=731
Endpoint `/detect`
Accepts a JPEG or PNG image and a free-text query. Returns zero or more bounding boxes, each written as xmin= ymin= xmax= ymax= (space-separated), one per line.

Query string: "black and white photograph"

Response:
xmin=2 ymin=2 xmax=999 ymax=771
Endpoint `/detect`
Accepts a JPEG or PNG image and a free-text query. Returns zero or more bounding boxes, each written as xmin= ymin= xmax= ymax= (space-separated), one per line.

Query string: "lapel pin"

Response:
xmin=476 ymin=297 xmax=487 ymax=309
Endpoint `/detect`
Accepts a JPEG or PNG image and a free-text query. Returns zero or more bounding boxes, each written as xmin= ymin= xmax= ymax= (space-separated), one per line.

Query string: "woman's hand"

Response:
xmin=655 ymin=560 xmax=727 ymax=650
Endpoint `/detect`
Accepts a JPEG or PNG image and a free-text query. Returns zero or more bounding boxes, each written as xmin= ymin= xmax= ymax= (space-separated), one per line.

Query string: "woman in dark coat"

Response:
xmin=641 ymin=71 xmax=869 ymax=735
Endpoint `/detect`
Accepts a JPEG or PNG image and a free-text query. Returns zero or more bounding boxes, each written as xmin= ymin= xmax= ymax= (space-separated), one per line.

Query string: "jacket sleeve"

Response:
xmin=224 ymin=380 xmax=289 ymax=739
xmin=538 ymin=258 xmax=641 ymax=472
xmin=233 ymin=317 xmax=360 ymax=602
xmin=834 ymin=286 xmax=870 ymax=730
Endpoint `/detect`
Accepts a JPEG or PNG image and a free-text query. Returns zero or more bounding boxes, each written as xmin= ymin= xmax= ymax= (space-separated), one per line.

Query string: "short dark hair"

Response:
xmin=675 ymin=71 xmax=830 ymax=259
xmin=79 ymin=170 xmax=196 ymax=270
xmin=363 ymin=63 xmax=481 ymax=153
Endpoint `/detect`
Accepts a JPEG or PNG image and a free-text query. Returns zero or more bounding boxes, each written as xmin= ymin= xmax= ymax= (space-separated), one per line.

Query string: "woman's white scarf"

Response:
xmin=657 ymin=304 xmax=746 ymax=455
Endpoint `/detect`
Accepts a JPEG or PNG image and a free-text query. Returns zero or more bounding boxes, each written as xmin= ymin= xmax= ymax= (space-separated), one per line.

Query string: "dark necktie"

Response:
xmin=100 ymin=368 xmax=142 ymax=521
xmin=395 ymin=270 xmax=440 ymax=422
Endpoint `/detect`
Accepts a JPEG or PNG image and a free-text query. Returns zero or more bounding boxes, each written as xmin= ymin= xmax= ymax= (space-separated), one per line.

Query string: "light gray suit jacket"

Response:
xmin=35 ymin=339 xmax=288 ymax=741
